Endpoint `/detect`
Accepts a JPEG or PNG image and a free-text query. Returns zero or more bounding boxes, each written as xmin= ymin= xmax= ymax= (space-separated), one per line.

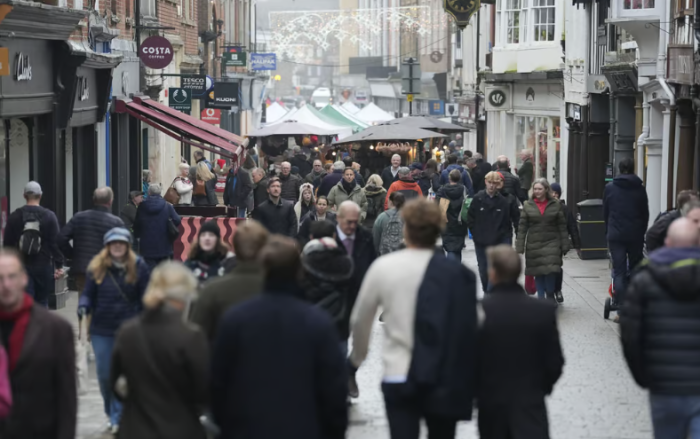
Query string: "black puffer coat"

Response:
xmin=645 ymin=210 xmax=680 ymax=253
xmin=436 ymin=184 xmax=468 ymax=252
xmin=279 ymin=173 xmax=302 ymax=202
xmin=498 ymin=170 xmax=525 ymax=202
xmin=516 ymin=199 xmax=570 ymax=276
xmin=301 ymin=246 xmax=354 ymax=339
xmin=620 ymin=247 xmax=700 ymax=395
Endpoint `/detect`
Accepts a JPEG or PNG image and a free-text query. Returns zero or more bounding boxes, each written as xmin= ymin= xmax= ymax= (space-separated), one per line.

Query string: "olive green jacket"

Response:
xmin=516 ymin=199 xmax=570 ymax=276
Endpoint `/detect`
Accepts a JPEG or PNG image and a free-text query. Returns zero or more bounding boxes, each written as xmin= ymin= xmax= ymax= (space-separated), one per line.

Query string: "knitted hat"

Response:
xmin=302 ymin=237 xmax=338 ymax=256
xmin=104 ymin=227 xmax=132 ymax=246
xmin=410 ymin=162 xmax=424 ymax=171
xmin=551 ymin=182 xmax=562 ymax=196
xmin=199 ymin=220 xmax=221 ymax=239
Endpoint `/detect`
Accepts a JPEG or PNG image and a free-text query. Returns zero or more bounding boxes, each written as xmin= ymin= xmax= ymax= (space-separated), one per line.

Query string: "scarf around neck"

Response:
xmin=0 ymin=294 xmax=33 ymax=371
xmin=341 ymin=179 xmax=356 ymax=195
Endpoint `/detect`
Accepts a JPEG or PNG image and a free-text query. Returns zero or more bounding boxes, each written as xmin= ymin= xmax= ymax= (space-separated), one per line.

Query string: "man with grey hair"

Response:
xmin=278 ymin=160 xmax=303 ymax=202
xmin=133 ymin=183 xmax=182 ymax=270
xmin=318 ymin=161 xmax=346 ymax=197
xmin=252 ymin=168 xmax=269 ymax=210
xmin=384 ymin=166 xmax=423 ymax=210
xmin=472 ymin=152 xmax=492 ymax=193
xmin=380 ymin=154 xmax=402 ymax=190
xmin=305 ymin=159 xmax=326 ymax=189
xmin=518 ymin=149 xmax=534 ymax=193
xmin=290 ymin=145 xmax=312 ymax=177
xmin=59 ymin=187 xmax=124 ymax=294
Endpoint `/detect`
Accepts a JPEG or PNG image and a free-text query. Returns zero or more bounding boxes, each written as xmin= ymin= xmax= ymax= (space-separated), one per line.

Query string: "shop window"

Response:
xmin=515 ymin=115 xmax=560 ymax=181
xmin=532 ymin=0 xmax=555 ymax=42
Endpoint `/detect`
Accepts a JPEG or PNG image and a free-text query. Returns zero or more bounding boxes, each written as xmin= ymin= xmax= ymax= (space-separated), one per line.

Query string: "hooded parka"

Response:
xmin=516 ymin=199 xmax=570 ymax=276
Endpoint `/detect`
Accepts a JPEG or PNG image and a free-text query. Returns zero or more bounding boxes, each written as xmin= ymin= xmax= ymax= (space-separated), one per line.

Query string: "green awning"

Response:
xmin=314 ymin=105 xmax=366 ymax=133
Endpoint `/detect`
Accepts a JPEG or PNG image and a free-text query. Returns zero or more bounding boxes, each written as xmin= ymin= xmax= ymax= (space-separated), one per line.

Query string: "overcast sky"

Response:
xmin=257 ymin=0 xmax=340 ymax=28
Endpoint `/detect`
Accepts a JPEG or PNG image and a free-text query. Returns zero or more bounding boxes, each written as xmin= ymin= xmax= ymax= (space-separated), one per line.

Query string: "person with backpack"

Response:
xmin=133 ymin=184 xmax=182 ymax=271
xmin=436 ymin=170 xmax=469 ymax=262
xmin=362 ymin=174 xmax=387 ymax=230
xmin=373 ymin=192 xmax=406 ymax=256
xmin=3 ymin=182 xmax=64 ymax=307
xmin=192 ymin=161 xmax=218 ymax=207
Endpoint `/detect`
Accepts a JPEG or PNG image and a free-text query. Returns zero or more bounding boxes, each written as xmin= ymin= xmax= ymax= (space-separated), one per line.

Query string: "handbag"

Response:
xmin=525 ymin=275 xmax=536 ymax=295
xmin=160 ymin=204 xmax=180 ymax=241
xmin=164 ymin=177 xmax=181 ymax=205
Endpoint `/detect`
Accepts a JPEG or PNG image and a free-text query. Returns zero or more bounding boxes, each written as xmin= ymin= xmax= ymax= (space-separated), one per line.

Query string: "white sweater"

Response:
xmin=174 ymin=177 xmax=194 ymax=205
xmin=350 ymin=248 xmax=435 ymax=380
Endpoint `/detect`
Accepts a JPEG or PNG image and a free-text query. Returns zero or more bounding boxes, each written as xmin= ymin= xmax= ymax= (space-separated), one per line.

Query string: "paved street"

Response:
xmin=62 ymin=245 xmax=653 ymax=439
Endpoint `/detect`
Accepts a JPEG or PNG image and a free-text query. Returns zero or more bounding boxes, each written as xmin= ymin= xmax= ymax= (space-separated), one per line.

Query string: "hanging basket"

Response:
xmin=376 ymin=142 xmax=412 ymax=157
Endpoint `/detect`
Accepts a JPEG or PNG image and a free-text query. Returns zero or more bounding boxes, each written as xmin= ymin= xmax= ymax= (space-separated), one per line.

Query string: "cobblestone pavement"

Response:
xmin=65 ymin=245 xmax=652 ymax=439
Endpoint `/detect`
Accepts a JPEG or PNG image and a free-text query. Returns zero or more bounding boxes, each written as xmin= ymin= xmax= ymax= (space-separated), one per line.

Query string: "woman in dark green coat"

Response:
xmin=516 ymin=178 xmax=570 ymax=301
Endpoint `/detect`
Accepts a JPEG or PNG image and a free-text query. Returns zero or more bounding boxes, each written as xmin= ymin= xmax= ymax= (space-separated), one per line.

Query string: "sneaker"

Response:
xmin=110 ymin=424 xmax=119 ymax=435
xmin=348 ymin=373 xmax=360 ymax=399
xmin=554 ymin=291 xmax=564 ymax=303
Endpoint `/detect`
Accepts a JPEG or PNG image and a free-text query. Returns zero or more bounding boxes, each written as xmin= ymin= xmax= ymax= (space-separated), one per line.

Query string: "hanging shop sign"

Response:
xmin=207 ymin=82 xmax=239 ymax=108
xmin=0 ymin=48 xmax=9 ymax=77
xmin=182 ymin=75 xmax=207 ymax=93
xmin=488 ymin=89 xmax=506 ymax=107
xmin=140 ymin=36 xmax=174 ymax=69
xmin=201 ymin=108 xmax=221 ymax=124
xmin=168 ymin=87 xmax=192 ymax=113
xmin=429 ymin=100 xmax=445 ymax=116
xmin=443 ymin=0 xmax=480 ymax=29
xmin=251 ymin=53 xmax=277 ymax=71
xmin=223 ymin=47 xmax=247 ymax=67
xmin=14 ymin=52 xmax=31 ymax=81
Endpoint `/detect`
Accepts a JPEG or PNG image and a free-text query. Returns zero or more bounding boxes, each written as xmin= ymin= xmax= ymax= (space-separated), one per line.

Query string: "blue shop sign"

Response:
xmin=251 ymin=53 xmax=277 ymax=71
xmin=429 ymin=100 xmax=445 ymax=116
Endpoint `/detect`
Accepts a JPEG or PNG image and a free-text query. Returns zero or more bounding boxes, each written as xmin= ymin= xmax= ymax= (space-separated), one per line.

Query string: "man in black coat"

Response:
xmin=472 ymin=152 xmax=492 ymax=193
xmin=645 ymin=189 xmax=699 ymax=253
xmin=620 ymin=218 xmax=700 ymax=439
xmin=211 ymin=236 xmax=347 ymax=439
xmin=603 ymin=157 xmax=649 ymax=311
xmin=279 ymin=161 xmax=303 ymax=202
xmin=133 ymin=184 xmax=182 ymax=270
xmin=224 ymin=155 xmax=255 ymax=217
xmin=478 ymin=245 xmax=564 ymax=439
xmin=289 ymin=146 xmax=312 ymax=178
xmin=251 ymin=168 xmax=269 ymax=210
xmin=119 ymin=190 xmax=143 ymax=231
xmin=318 ymin=162 xmax=346 ymax=197
xmin=495 ymin=158 xmax=526 ymax=202
xmin=251 ymin=177 xmax=298 ymax=237
xmin=380 ymin=154 xmax=401 ymax=191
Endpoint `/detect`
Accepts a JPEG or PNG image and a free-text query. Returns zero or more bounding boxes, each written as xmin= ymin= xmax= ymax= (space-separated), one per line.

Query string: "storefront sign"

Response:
xmin=201 ymin=108 xmax=221 ymax=124
xmin=182 ymin=75 xmax=206 ymax=93
xmin=77 ymin=77 xmax=89 ymax=101
xmin=429 ymin=100 xmax=445 ymax=116
xmin=14 ymin=52 xmax=31 ymax=81
xmin=211 ymin=82 xmax=238 ymax=108
xmin=251 ymin=53 xmax=277 ymax=71
xmin=223 ymin=48 xmax=247 ymax=67
xmin=488 ymin=89 xmax=506 ymax=107
xmin=443 ymin=0 xmax=480 ymax=29
xmin=0 ymin=49 xmax=9 ymax=77
xmin=168 ymin=87 xmax=192 ymax=113
xmin=140 ymin=36 xmax=174 ymax=69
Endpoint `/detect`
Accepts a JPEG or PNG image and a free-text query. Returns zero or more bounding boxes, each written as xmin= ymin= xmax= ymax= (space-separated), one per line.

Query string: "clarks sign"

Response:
xmin=140 ymin=36 xmax=174 ymax=70
xmin=14 ymin=53 xmax=31 ymax=81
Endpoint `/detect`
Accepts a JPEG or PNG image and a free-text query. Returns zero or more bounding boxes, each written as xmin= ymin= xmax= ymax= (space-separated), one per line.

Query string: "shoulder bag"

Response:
xmin=164 ymin=177 xmax=181 ymax=205
xmin=161 ymin=204 xmax=180 ymax=241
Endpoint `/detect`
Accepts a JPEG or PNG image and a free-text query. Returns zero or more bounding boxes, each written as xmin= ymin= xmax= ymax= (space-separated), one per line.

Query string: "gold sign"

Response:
xmin=0 ymin=48 xmax=9 ymax=77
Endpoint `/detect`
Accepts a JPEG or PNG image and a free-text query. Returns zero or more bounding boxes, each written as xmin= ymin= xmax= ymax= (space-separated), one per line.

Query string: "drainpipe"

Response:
xmin=637 ymin=92 xmax=649 ymax=179
xmin=659 ymin=77 xmax=677 ymax=211
xmin=609 ymin=92 xmax=615 ymax=165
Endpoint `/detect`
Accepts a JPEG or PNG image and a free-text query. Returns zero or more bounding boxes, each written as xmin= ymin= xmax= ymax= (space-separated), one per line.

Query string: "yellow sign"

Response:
xmin=0 ymin=48 xmax=9 ymax=77
xmin=407 ymin=94 xmax=414 ymax=102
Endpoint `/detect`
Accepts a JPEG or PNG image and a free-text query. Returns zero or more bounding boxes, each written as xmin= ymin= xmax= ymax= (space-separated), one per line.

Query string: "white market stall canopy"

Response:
xmin=266 ymin=102 xmax=289 ymax=124
xmin=268 ymin=104 xmax=353 ymax=139
xmin=332 ymin=105 xmax=370 ymax=129
xmin=355 ymin=103 xmax=395 ymax=125
xmin=342 ymin=102 xmax=361 ymax=114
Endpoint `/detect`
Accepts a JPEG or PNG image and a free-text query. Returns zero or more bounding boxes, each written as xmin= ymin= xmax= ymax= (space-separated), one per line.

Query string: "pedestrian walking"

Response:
xmin=119 ymin=190 xmax=144 ymax=230
xmin=373 ymin=192 xmax=406 ymax=255
xmin=385 ymin=167 xmax=423 ymax=210
xmin=436 ymin=170 xmax=469 ymax=262
xmin=467 ymin=172 xmax=516 ymax=292
xmin=251 ymin=168 xmax=269 ymax=210
xmin=110 ymin=262 xmax=209 ymax=439
xmin=551 ymin=182 xmax=581 ymax=301
xmin=349 ymin=198 xmax=478 ymax=439
xmin=645 ymin=189 xmax=699 ymax=253
xmin=290 ymin=145 xmax=312 ymax=178
xmin=211 ymin=236 xmax=348 ymax=439
xmin=620 ymin=217 xmax=700 ymax=439
xmin=472 ymin=153 xmax=492 ymax=193
xmin=188 ymin=150 xmax=212 ymax=182
xmin=295 ymin=182 xmax=316 ymax=226
xmin=439 ymin=154 xmax=474 ymax=196
xmin=191 ymin=221 xmax=268 ymax=342
xmin=380 ymin=154 xmax=402 ymax=190
xmin=603 ymin=157 xmax=649 ymax=317
xmin=416 ymin=159 xmax=441 ymax=197
xmin=362 ymin=174 xmax=387 ymax=230
xmin=305 ymin=159 xmax=326 ymax=188
xmin=4 ymin=182 xmax=64 ymax=307
xmin=343 ymin=156 xmax=365 ymax=187
xmin=328 ymin=167 xmax=368 ymax=221
xmin=59 ymin=187 xmax=124 ymax=294
xmin=496 ymin=158 xmax=526 ymax=202
xmin=478 ymin=245 xmax=564 ymax=439
xmin=517 ymin=150 xmax=534 ymax=194
xmin=251 ymin=177 xmax=298 ymax=237
xmin=516 ymin=178 xmax=570 ymax=302
xmin=318 ymin=161 xmax=346 ymax=197
xmin=224 ymin=155 xmax=255 ymax=218
xmin=133 ymin=184 xmax=182 ymax=270
xmin=0 ymin=250 xmax=76 ymax=439
xmin=172 ymin=163 xmax=194 ymax=206
xmin=183 ymin=221 xmax=232 ymax=284
xmin=298 ymin=196 xmax=336 ymax=248
xmin=192 ymin=161 xmax=218 ymax=206
xmin=77 ymin=228 xmax=150 ymax=434
xmin=278 ymin=161 xmax=303 ymax=202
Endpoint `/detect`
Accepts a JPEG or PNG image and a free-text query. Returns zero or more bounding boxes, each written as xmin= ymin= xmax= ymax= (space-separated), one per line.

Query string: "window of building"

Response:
xmin=532 ymin=0 xmax=555 ymax=42
xmin=498 ymin=0 xmax=522 ymax=44
xmin=623 ymin=0 xmax=654 ymax=10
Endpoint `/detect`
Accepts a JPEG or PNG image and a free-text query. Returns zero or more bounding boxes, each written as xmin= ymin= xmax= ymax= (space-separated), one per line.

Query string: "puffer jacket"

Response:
xmin=645 ymin=210 xmax=681 ymax=253
xmin=385 ymin=178 xmax=423 ymax=210
xmin=516 ymin=199 xmax=570 ymax=276
xmin=603 ymin=174 xmax=649 ymax=243
xmin=362 ymin=184 xmax=387 ymax=230
xmin=251 ymin=197 xmax=298 ymax=237
xmin=498 ymin=170 xmax=525 ymax=202
xmin=327 ymin=181 xmax=368 ymax=221
xmin=620 ymin=247 xmax=700 ymax=394
xmin=436 ymin=184 xmax=468 ymax=252
xmin=133 ymin=195 xmax=182 ymax=259
xmin=439 ymin=164 xmax=473 ymax=196
xmin=184 ymin=251 xmax=233 ymax=284
xmin=301 ymin=246 xmax=354 ymax=339
xmin=58 ymin=206 xmax=125 ymax=275
xmin=278 ymin=173 xmax=302 ymax=202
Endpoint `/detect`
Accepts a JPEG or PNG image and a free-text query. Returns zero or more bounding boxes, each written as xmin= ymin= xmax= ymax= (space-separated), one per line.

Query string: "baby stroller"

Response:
xmin=603 ymin=277 xmax=619 ymax=320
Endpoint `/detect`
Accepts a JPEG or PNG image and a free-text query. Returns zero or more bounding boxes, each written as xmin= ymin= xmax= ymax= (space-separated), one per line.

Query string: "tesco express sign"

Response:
xmin=140 ymin=36 xmax=174 ymax=69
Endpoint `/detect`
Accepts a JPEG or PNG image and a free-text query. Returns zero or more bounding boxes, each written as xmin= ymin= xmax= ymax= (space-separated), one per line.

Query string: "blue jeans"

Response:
xmin=25 ymin=263 xmax=54 ymax=307
xmin=650 ymin=394 xmax=700 ymax=439
xmin=609 ymin=240 xmax=644 ymax=306
xmin=237 ymin=207 xmax=247 ymax=218
xmin=446 ymin=251 xmax=462 ymax=263
xmin=535 ymin=273 xmax=558 ymax=299
xmin=91 ymin=335 xmax=122 ymax=426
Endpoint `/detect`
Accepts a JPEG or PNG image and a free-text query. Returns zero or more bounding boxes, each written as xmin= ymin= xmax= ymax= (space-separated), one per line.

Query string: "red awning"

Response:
xmin=115 ymin=98 xmax=239 ymax=159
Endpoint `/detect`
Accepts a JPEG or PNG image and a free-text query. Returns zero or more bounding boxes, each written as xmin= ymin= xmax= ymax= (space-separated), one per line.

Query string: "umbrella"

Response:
xmin=248 ymin=120 xmax=339 ymax=137
xmin=333 ymin=124 xmax=447 ymax=144
xmin=382 ymin=116 xmax=467 ymax=133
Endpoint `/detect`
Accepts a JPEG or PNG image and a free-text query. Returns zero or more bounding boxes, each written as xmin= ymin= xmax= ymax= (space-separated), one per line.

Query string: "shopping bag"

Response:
xmin=525 ymin=275 xmax=536 ymax=295
xmin=76 ymin=318 xmax=89 ymax=396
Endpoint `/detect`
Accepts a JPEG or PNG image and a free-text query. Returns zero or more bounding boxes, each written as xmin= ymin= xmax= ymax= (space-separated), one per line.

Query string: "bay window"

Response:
xmin=497 ymin=0 xmax=558 ymax=45
xmin=533 ymin=0 xmax=555 ymax=42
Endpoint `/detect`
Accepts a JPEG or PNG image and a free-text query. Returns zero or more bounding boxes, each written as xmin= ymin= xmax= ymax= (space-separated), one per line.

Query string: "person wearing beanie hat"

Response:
xmin=184 ymin=221 xmax=232 ymax=284
xmin=550 ymin=182 xmax=581 ymax=303
xmin=120 ymin=190 xmax=144 ymax=232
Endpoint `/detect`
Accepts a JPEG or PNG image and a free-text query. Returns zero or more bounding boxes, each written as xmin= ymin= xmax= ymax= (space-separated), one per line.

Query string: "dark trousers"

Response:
xmin=478 ymin=402 xmax=550 ymax=439
xmin=475 ymin=238 xmax=512 ymax=293
xmin=446 ymin=250 xmax=462 ymax=263
xmin=144 ymin=256 xmax=171 ymax=272
xmin=609 ymin=240 xmax=644 ymax=305
xmin=26 ymin=263 xmax=54 ymax=307
xmin=382 ymin=383 xmax=458 ymax=439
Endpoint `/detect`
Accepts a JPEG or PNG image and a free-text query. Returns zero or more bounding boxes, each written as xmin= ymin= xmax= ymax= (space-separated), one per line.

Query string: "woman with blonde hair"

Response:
xmin=110 ymin=261 xmax=210 ymax=439
xmin=77 ymin=228 xmax=151 ymax=434
xmin=193 ymin=161 xmax=218 ymax=206
xmin=363 ymin=174 xmax=387 ymax=230
xmin=172 ymin=162 xmax=194 ymax=205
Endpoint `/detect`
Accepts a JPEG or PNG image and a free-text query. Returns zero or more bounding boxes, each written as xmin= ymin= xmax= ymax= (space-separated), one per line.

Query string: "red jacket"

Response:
xmin=385 ymin=179 xmax=423 ymax=210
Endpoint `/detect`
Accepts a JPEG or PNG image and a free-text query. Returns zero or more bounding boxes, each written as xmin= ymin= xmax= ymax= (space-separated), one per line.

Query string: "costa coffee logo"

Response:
xmin=14 ymin=53 xmax=31 ymax=81
xmin=139 ymin=36 xmax=174 ymax=69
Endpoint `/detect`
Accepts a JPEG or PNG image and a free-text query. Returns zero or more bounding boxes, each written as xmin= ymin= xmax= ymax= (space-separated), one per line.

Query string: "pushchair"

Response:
xmin=603 ymin=277 xmax=619 ymax=320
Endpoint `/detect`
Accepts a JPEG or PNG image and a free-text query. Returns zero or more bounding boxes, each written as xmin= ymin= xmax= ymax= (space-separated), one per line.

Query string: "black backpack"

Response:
xmin=19 ymin=208 xmax=42 ymax=256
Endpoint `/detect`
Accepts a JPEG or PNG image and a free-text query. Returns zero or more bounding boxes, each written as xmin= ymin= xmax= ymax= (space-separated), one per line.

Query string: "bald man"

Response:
xmin=620 ymin=216 xmax=700 ymax=438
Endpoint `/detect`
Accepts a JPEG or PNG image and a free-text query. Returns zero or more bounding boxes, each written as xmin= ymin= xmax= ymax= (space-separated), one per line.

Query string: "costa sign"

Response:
xmin=140 ymin=36 xmax=174 ymax=69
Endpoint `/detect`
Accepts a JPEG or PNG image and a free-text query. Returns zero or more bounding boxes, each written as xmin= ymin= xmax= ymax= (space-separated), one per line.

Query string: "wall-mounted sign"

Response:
xmin=0 ymin=48 xmax=9 ymax=77
xmin=140 ymin=36 xmax=174 ymax=69
xmin=251 ymin=53 xmax=277 ymax=71
xmin=488 ymin=89 xmax=506 ymax=107
xmin=443 ymin=0 xmax=480 ymax=29
xmin=14 ymin=52 xmax=31 ymax=81
xmin=182 ymin=75 xmax=206 ymax=93
xmin=168 ymin=87 xmax=191 ymax=113
xmin=77 ymin=76 xmax=89 ymax=101
xmin=201 ymin=108 xmax=221 ymax=125
xmin=445 ymin=103 xmax=458 ymax=116
xmin=223 ymin=47 xmax=247 ymax=67
xmin=429 ymin=100 xmax=445 ymax=116
xmin=209 ymin=82 xmax=238 ymax=108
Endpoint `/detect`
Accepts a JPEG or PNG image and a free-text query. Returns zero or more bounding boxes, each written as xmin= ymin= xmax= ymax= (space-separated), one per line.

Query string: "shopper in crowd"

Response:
xmin=252 ymin=168 xmax=269 ymax=210
xmin=298 ymin=196 xmax=336 ymax=248
xmin=551 ymin=182 xmax=581 ymax=301
xmin=251 ymin=177 xmax=298 ymax=237
xmin=306 ymin=159 xmax=326 ymax=192
xmin=349 ymin=198 xmax=478 ymax=439
xmin=295 ymin=183 xmax=316 ymax=227
xmin=478 ymin=245 xmax=564 ymax=439
xmin=385 ymin=167 xmax=423 ymax=210
xmin=290 ymin=146 xmax=312 ymax=178
xmin=4 ymin=182 xmax=64 ymax=307
xmin=225 ymin=155 xmax=255 ymax=218
xmin=59 ymin=187 xmax=124 ymax=295
xmin=499 ymin=175 xmax=521 ymax=242
xmin=0 ymin=250 xmax=76 ymax=439
xmin=646 ymin=189 xmax=699 ymax=253
xmin=191 ymin=221 xmax=268 ymax=342
xmin=496 ymin=158 xmax=526 ymax=202
xmin=518 ymin=149 xmax=534 ymax=195
xmin=192 ymin=161 xmax=218 ymax=207
xmin=211 ymin=236 xmax=348 ymax=439
xmin=77 ymin=228 xmax=150 ymax=434
xmin=142 ymin=170 xmax=151 ymax=199
xmin=328 ymin=167 xmax=368 ymax=222
xmin=620 ymin=217 xmax=700 ymax=438
xmin=517 ymin=178 xmax=570 ymax=302
xmin=437 ymin=170 xmax=469 ymax=262
xmin=380 ymin=154 xmax=402 ymax=191
xmin=684 ymin=200 xmax=700 ymax=233
xmin=603 ymin=157 xmax=649 ymax=318
xmin=440 ymin=154 xmax=474 ymax=196
xmin=173 ymin=163 xmax=194 ymax=206
xmin=416 ymin=159 xmax=441 ymax=197
xmin=362 ymin=174 xmax=387 ymax=230
xmin=343 ymin=156 xmax=365 ymax=188
xmin=184 ymin=221 xmax=232 ymax=284
xmin=189 ymin=150 xmax=212 ymax=182
xmin=373 ymin=192 xmax=406 ymax=256
xmin=278 ymin=161 xmax=303 ymax=202
xmin=133 ymin=184 xmax=182 ymax=271
xmin=119 ymin=190 xmax=144 ymax=230
xmin=111 ymin=262 xmax=208 ymax=439
xmin=467 ymin=172 xmax=514 ymax=292
xmin=471 ymin=153 xmax=492 ymax=193
xmin=318 ymin=161 xmax=346 ymax=198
